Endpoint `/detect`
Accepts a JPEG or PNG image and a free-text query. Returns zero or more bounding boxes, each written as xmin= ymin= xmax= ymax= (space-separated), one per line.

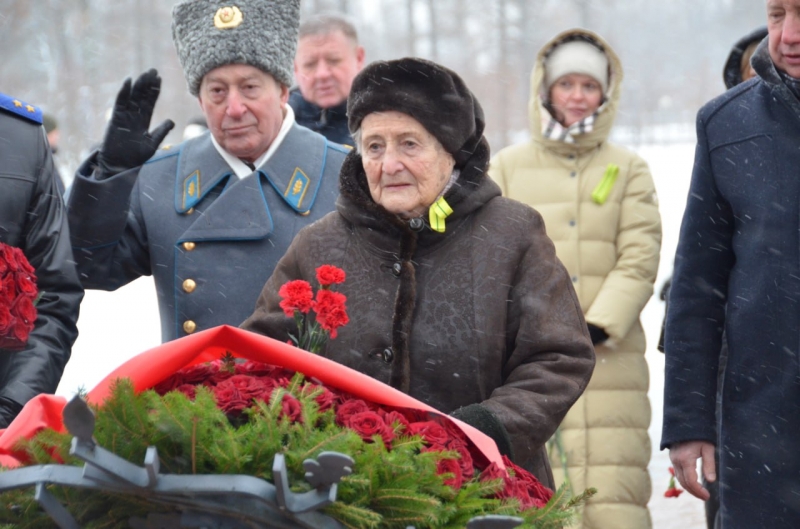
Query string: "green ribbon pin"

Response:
xmin=591 ymin=164 xmax=620 ymax=205
xmin=429 ymin=196 xmax=453 ymax=233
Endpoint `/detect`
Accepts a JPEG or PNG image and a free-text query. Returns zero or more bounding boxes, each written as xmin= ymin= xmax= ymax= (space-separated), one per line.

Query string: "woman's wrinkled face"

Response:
xmin=548 ymin=73 xmax=604 ymax=127
xmin=360 ymin=111 xmax=455 ymax=219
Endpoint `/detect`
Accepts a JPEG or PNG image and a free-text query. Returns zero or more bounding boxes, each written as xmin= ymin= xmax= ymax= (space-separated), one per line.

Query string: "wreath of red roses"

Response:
xmin=154 ymin=357 xmax=554 ymax=510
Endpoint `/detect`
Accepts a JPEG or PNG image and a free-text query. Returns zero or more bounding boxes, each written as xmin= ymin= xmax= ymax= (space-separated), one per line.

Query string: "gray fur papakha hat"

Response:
xmin=172 ymin=0 xmax=300 ymax=96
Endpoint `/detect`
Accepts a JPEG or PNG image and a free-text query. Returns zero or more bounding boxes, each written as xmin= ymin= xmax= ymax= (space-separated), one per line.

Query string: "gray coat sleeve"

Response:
xmin=67 ymin=152 xmax=151 ymax=290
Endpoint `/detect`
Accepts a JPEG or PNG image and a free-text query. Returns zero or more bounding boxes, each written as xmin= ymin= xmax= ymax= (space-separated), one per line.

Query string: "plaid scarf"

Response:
xmin=540 ymin=100 xmax=600 ymax=144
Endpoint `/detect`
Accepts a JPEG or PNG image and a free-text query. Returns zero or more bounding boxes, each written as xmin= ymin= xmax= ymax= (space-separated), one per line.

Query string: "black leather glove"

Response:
xmin=95 ymin=68 xmax=175 ymax=179
xmin=451 ymin=403 xmax=514 ymax=459
xmin=587 ymin=323 xmax=609 ymax=345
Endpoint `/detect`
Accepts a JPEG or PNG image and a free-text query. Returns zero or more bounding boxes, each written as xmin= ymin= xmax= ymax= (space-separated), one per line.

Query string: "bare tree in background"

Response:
xmin=0 ymin=0 xmax=773 ymax=170
xmin=426 ymin=0 xmax=438 ymax=61
xmin=407 ymin=0 xmax=417 ymax=56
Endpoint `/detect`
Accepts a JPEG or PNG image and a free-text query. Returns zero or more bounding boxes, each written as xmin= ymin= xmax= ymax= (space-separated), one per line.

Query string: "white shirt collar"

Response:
xmin=209 ymin=105 xmax=296 ymax=179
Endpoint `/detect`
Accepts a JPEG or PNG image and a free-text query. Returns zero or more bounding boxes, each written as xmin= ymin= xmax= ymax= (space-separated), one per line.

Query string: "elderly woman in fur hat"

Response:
xmin=490 ymin=29 xmax=662 ymax=528
xmin=242 ymin=57 xmax=595 ymax=487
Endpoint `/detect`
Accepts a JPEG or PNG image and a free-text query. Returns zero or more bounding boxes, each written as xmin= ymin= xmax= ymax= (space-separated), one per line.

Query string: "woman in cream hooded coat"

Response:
xmin=490 ymin=29 xmax=661 ymax=529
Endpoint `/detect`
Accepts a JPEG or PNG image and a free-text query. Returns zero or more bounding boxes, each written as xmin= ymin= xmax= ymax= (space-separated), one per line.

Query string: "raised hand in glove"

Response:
xmin=95 ymin=68 xmax=175 ymax=179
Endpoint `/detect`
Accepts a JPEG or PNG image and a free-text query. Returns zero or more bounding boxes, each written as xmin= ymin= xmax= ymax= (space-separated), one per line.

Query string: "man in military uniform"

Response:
xmin=67 ymin=0 xmax=347 ymax=342
xmin=0 ymin=94 xmax=83 ymax=427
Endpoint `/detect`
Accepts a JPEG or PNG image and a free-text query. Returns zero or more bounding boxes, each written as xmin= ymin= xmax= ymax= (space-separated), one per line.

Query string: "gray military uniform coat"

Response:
xmin=68 ymin=124 xmax=347 ymax=342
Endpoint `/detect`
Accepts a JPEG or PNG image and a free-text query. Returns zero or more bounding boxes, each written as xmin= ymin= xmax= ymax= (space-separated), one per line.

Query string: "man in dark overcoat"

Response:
xmin=289 ymin=13 xmax=364 ymax=147
xmin=67 ymin=0 xmax=347 ymax=342
xmin=663 ymin=1 xmax=800 ymax=526
xmin=0 ymin=94 xmax=83 ymax=427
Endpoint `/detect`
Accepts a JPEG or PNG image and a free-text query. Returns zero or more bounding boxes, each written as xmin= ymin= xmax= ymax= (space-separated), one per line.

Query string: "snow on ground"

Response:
xmin=57 ymin=139 xmax=709 ymax=527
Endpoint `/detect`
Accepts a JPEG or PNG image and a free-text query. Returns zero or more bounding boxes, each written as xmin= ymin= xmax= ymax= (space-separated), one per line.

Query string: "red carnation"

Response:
xmin=313 ymin=289 xmax=349 ymax=339
xmin=665 ymin=466 xmax=684 ymax=498
xmin=315 ymin=265 xmax=346 ymax=286
xmin=344 ymin=411 xmax=394 ymax=445
xmin=278 ymin=280 xmax=314 ymax=317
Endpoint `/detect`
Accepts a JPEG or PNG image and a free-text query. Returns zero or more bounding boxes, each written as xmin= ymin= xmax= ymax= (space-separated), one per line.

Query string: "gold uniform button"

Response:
xmin=183 ymin=320 xmax=197 ymax=334
xmin=183 ymin=279 xmax=197 ymax=293
xmin=182 ymin=242 xmax=196 ymax=251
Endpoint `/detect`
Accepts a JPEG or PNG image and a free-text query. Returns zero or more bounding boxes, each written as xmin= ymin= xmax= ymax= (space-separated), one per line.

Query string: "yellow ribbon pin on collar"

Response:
xmin=429 ymin=197 xmax=453 ymax=233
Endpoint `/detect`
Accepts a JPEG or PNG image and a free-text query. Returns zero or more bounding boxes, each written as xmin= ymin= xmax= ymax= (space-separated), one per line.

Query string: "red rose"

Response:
xmin=335 ymin=398 xmax=371 ymax=425
xmin=180 ymin=363 xmax=220 ymax=385
xmin=313 ymin=289 xmax=349 ymax=339
xmin=448 ymin=440 xmax=475 ymax=480
xmin=408 ymin=421 xmax=450 ymax=446
xmin=479 ymin=462 xmax=507 ymax=484
xmin=278 ymin=280 xmax=314 ymax=317
xmin=2 ymin=275 xmax=17 ymax=301
xmin=9 ymin=297 xmax=35 ymax=342
xmin=212 ymin=384 xmax=249 ymax=415
xmin=217 ymin=375 xmax=268 ymax=401
xmin=315 ymin=265 xmax=346 ymax=286
xmin=301 ymin=383 xmax=337 ymax=412
xmin=380 ymin=410 xmax=410 ymax=434
xmin=12 ymin=293 xmax=36 ymax=323
xmin=344 ymin=411 xmax=394 ymax=445
xmin=15 ymin=270 xmax=37 ymax=297
xmin=280 ymin=393 xmax=303 ymax=423
xmin=1 ymin=245 xmax=18 ymax=272
xmin=502 ymin=455 xmax=552 ymax=507
xmin=235 ymin=361 xmax=280 ymax=377
xmin=437 ymin=457 xmax=464 ymax=490
xmin=0 ymin=305 xmax=13 ymax=335
xmin=13 ymin=248 xmax=35 ymax=276
xmin=176 ymin=384 xmax=197 ymax=400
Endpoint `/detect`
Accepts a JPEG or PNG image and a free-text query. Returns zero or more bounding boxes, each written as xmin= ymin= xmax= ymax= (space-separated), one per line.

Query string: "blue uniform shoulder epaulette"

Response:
xmin=0 ymin=93 xmax=43 ymax=124
xmin=144 ymin=142 xmax=181 ymax=165
xmin=327 ymin=141 xmax=353 ymax=154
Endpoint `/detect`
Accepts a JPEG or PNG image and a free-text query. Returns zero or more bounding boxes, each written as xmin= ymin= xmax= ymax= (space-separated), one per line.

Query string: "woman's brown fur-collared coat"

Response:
xmin=242 ymin=139 xmax=595 ymax=486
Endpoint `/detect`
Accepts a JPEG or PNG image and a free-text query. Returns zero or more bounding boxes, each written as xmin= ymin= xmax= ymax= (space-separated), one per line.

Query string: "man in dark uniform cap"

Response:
xmin=0 ymin=93 xmax=83 ymax=427
xmin=67 ymin=0 xmax=346 ymax=343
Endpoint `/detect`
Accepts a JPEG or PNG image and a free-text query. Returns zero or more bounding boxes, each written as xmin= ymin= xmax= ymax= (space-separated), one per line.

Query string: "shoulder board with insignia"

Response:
xmin=144 ymin=145 xmax=181 ymax=165
xmin=327 ymin=141 xmax=353 ymax=154
xmin=0 ymin=93 xmax=42 ymax=124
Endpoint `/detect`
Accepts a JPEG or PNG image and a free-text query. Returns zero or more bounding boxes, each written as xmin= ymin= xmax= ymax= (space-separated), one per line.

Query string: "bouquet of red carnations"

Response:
xmin=0 ymin=242 xmax=38 ymax=351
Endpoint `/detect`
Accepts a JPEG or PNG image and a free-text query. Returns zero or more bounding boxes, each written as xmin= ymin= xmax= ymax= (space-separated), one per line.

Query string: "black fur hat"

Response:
xmin=347 ymin=57 xmax=485 ymax=168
